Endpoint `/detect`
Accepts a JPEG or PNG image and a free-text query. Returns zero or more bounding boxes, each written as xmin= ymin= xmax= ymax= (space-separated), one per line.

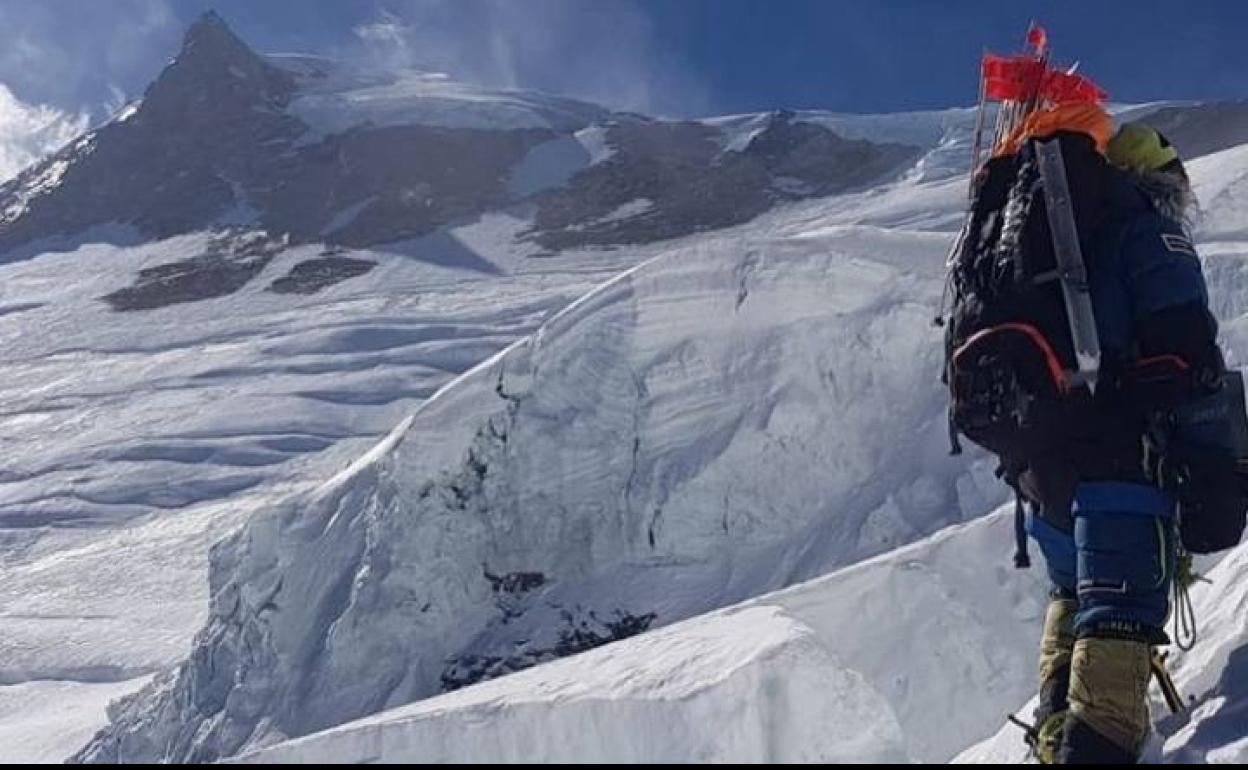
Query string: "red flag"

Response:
xmin=1026 ymin=23 xmax=1048 ymax=54
xmin=1043 ymin=70 xmax=1108 ymax=104
xmin=982 ymin=54 xmax=1045 ymax=101
xmin=981 ymin=53 xmax=1106 ymax=104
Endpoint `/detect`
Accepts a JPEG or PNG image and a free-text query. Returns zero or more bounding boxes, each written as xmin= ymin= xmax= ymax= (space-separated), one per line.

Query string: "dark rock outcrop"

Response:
xmin=0 ymin=13 xmax=302 ymax=254
xmin=268 ymin=255 xmax=377 ymax=295
xmin=0 ymin=14 xmax=922 ymax=312
xmin=102 ymin=230 xmax=286 ymax=311
xmin=0 ymin=16 xmax=923 ymax=267
xmin=259 ymin=124 xmax=550 ymax=248
xmin=526 ymin=111 xmax=919 ymax=251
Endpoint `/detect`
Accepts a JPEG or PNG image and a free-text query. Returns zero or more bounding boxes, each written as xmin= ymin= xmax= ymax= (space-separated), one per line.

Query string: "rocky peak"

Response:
xmin=181 ymin=10 xmax=236 ymax=52
xmin=137 ymin=10 xmax=295 ymax=125
xmin=0 ymin=11 xmax=924 ymax=270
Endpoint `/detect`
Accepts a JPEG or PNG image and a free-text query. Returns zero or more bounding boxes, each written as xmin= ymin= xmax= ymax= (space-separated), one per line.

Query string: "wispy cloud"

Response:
xmin=0 ymin=84 xmax=88 ymax=182
xmin=353 ymin=9 xmax=410 ymax=48
xmin=0 ymin=0 xmax=180 ymax=118
xmin=351 ymin=9 xmax=415 ymax=73
xmin=0 ymin=0 xmax=180 ymax=181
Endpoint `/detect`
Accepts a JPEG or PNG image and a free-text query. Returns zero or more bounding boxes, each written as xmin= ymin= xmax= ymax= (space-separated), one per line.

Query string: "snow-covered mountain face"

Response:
xmin=230 ymin=506 xmax=1248 ymax=765
xmin=74 ymin=211 xmax=993 ymax=763
xmin=65 ymin=91 xmax=1248 ymax=770
xmin=0 ymin=17 xmax=953 ymax=763
xmin=0 ymin=12 xmax=921 ymax=271
xmin=5 ymin=11 xmax=1248 ymax=765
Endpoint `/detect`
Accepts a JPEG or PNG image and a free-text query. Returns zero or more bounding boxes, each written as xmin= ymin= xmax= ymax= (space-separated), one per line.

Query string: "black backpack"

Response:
xmin=945 ymin=129 xmax=1248 ymax=556
xmin=943 ymin=130 xmax=1112 ymax=475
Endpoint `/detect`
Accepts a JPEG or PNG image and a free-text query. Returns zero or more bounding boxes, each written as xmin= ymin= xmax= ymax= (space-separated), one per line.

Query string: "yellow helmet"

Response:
xmin=1107 ymin=122 xmax=1182 ymax=174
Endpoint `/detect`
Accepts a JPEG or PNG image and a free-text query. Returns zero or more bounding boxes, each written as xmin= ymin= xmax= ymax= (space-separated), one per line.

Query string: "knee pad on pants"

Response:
xmin=1071 ymin=483 xmax=1176 ymax=641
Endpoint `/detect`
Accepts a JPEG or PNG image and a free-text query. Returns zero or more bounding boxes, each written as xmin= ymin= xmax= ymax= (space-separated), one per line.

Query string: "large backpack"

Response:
xmin=946 ymin=129 xmax=1248 ymax=556
xmin=943 ymin=130 xmax=1114 ymax=477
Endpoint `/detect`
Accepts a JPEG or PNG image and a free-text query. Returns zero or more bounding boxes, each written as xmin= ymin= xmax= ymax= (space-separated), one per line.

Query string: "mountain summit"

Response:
xmin=0 ymin=13 xmax=923 ymax=274
xmin=140 ymin=11 xmax=296 ymax=123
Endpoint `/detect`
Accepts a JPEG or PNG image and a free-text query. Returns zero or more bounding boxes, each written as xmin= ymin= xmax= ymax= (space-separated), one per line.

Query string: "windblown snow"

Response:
xmin=275 ymin=57 xmax=610 ymax=138
xmin=2 ymin=38 xmax=1248 ymax=764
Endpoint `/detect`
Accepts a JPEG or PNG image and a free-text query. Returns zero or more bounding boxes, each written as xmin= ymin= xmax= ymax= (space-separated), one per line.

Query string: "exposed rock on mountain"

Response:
xmin=102 ymin=230 xmax=286 ymax=311
xmin=526 ymin=111 xmax=920 ymax=251
xmin=267 ymin=255 xmax=377 ymax=295
xmin=0 ymin=14 xmax=922 ymax=285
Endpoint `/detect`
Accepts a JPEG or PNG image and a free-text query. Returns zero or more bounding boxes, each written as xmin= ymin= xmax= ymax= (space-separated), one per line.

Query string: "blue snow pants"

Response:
xmin=1029 ymin=481 xmax=1177 ymax=641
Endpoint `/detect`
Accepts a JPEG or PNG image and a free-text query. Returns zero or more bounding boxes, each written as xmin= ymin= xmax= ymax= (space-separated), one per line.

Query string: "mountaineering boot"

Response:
xmin=1059 ymin=637 xmax=1151 ymax=763
xmin=1030 ymin=594 xmax=1076 ymax=763
xmin=1060 ymin=715 xmax=1140 ymax=764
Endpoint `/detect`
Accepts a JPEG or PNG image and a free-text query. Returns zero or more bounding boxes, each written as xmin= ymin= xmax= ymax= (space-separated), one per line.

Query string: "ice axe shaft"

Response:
xmin=1151 ymin=649 xmax=1186 ymax=715
xmin=1035 ymin=137 xmax=1102 ymax=392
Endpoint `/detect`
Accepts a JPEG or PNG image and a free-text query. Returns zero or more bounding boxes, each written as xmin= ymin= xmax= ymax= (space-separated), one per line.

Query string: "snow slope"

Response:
xmin=277 ymin=59 xmax=610 ymax=138
xmin=0 ymin=677 xmax=150 ymax=764
xmin=237 ymin=605 xmax=913 ymax=765
xmin=0 ymin=220 xmax=647 ymax=762
xmin=77 ymin=102 xmax=1248 ymax=764
xmin=0 ymin=36 xmax=973 ymax=758
xmin=1190 ymin=142 xmax=1248 ymax=243
xmin=238 ymin=477 xmax=1248 ymax=764
xmin=234 ymin=510 xmax=1045 ymax=764
xmin=74 ymin=118 xmax=1008 ymax=761
xmin=4 ymin=28 xmax=1246 ymax=761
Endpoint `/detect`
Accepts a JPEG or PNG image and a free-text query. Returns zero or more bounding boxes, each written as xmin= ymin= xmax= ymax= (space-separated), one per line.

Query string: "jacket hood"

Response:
xmin=1129 ymin=168 xmax=1196 ymax=229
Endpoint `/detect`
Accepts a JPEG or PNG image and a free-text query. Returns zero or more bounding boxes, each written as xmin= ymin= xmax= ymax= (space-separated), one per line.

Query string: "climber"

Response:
xmin=943 ymin=97 xmax=1236 ymax=760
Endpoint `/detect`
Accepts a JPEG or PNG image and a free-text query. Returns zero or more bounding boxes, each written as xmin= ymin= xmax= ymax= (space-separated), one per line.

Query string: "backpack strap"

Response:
xmin=996 ymin=462 xmax=1033 ymax=569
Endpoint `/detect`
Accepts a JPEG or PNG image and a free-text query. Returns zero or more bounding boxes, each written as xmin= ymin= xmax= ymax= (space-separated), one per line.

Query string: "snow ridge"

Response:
xmin=235 ymin=510 xmax=1048 ymax=764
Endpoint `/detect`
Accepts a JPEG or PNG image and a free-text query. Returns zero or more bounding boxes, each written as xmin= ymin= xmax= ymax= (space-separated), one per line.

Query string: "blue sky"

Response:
xmin=0 ymin=0 xmax=1245 ymax=121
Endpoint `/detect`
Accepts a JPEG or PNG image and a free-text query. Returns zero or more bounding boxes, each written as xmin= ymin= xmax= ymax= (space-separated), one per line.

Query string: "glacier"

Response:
xmin=73 ymin=179 xmax=1004 ymax=761
xmin=86 ymin=134 xmax=1248 ymax=764
xmin=76 ymin=96 xmax=1248 ymax=764
xmin=229 ymin=510 xmax=1044 ymax=764
xmin=2 ymin=14 xmax=1248 ymax=764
